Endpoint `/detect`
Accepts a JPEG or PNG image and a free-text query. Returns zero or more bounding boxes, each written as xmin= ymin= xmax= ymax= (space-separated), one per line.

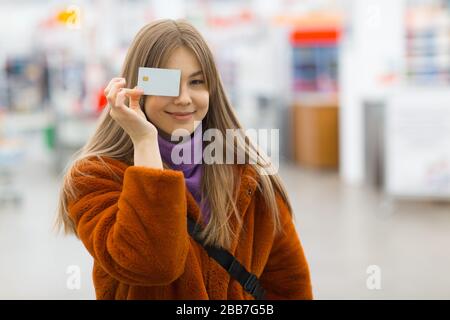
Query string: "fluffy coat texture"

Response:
xmin=67 ymin=156 xmax=313 ymax=299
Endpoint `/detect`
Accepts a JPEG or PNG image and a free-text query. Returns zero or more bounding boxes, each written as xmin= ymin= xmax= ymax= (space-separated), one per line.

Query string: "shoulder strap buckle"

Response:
xmin=244 ymin=274 xmax=258 ymax=294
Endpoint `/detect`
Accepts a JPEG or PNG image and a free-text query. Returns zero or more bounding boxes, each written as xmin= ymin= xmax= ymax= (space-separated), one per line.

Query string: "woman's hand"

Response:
xmin=105 ymin=77 xmax=157 ymax=144
xmin=105 ymin=77 xmax=163 ymax=169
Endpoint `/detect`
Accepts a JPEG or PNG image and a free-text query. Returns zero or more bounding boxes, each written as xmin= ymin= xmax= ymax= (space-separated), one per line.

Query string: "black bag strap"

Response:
xmin=187 ymin=216 xmax=266 ymax=300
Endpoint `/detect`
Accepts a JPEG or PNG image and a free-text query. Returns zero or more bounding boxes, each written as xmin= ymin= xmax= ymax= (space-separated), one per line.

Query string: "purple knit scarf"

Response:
xmin=157 ymin=124 xmax=210 ymax=224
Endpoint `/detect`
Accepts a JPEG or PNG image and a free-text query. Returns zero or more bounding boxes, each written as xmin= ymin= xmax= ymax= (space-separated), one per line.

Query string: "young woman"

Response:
xmin=56 ymin=19 xmax=313 ymax=300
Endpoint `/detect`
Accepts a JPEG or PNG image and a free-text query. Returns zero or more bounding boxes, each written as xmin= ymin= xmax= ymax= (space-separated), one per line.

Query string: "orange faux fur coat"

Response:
xmin=67 ymin=156 xmax=313 ymax=300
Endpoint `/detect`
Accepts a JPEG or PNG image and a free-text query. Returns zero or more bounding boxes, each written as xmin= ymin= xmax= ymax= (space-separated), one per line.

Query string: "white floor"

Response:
xmin=1 ymin=133 xmax=449 ymax=299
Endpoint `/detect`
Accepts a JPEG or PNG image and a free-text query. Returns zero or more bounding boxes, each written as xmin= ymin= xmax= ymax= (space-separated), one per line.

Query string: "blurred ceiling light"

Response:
xmin=56 ymin=5 xmax=81 ymax=29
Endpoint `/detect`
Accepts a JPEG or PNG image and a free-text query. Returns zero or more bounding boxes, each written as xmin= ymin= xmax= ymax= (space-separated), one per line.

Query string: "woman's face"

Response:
xmin=143 ymin=46 xmax=209 ymax=138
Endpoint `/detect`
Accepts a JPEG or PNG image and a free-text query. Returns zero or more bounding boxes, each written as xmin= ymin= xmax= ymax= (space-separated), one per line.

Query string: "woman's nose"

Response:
xmin=174 ymin=85 xmax=192 ymax=105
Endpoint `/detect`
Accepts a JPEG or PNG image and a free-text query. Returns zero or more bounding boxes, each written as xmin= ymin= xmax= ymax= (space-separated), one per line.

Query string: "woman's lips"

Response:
xmin=165 ymin=111 xmax=196 ymax=121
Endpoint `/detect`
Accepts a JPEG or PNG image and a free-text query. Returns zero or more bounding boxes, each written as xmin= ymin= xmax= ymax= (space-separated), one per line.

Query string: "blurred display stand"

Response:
xmin=45 ymin=55 xmax=101 ymax=174
xmin=385 ymin=88 xmax=450 ymax=199
xmin=0 ymin=51 xmax=52 ymax=208
xmin=379 ymin=0 xmax=450 ymax=199
xmin=362 ymin=90 xmax=450 ymax=200
xmin=291 ymin=97 xmax=339 ymax=168
xmin=405 ymin=0 xmax=450 ymax=85
xmin=289 ymin=11 xmax=341 ymax=169
xmin=3 ymin=54 xmax=49 ymax=113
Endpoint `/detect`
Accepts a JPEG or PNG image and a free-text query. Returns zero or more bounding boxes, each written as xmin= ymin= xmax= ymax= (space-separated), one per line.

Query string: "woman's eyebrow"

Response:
xmin=189 ymin=70 xmax=203 ymax=77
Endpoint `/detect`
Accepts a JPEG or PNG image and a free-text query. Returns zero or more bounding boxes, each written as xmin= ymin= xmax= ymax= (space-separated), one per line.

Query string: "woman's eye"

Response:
xmin=191 ymin=79 xmax=204 ymax=85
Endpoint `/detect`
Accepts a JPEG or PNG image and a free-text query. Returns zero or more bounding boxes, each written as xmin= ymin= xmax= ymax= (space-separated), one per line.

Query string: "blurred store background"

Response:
xmin=0 ymin=0 xmax=449 ymax=299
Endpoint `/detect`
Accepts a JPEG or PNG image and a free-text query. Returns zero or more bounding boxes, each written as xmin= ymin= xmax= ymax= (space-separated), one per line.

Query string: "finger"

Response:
xmin=114 ymin=88 xmax=127 ymax=109
xmin=107 ymin=80 xmax=127 ymax=104
xmin=122 ymin=87 xmax=144 ymax=96
xmin=104 ymin=78 xmax=122 ymax=95
xmin=105 ymin=79 xmax=123 ymax=100
xmin=134 ymin=86 xmax=144 ymax=94
xmin=104 ymin=78 xmax=126 ymax=96
xmin=124 ymin=87 xmax=144 ymax=110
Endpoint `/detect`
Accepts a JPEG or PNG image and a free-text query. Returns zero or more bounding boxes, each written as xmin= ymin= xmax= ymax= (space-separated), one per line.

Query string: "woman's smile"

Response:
xmin=164 ymin=110 xmax=196 ymax=121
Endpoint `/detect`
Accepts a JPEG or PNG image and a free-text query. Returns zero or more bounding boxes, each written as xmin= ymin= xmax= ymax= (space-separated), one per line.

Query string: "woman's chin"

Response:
xmin=157 ymin=126 xmax=192 ymax=140
xmin=172 ymin=124 xmax=197 ymax=136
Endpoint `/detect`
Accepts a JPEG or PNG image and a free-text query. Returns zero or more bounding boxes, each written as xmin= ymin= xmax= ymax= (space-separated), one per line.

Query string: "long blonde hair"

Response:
xmin=55 ymin=19 xmax=293 ymax=250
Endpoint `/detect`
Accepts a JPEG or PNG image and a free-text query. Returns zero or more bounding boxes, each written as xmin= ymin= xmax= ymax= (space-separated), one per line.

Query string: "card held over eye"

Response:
xmin=137 ymin=67 xmax=181 ymax=97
